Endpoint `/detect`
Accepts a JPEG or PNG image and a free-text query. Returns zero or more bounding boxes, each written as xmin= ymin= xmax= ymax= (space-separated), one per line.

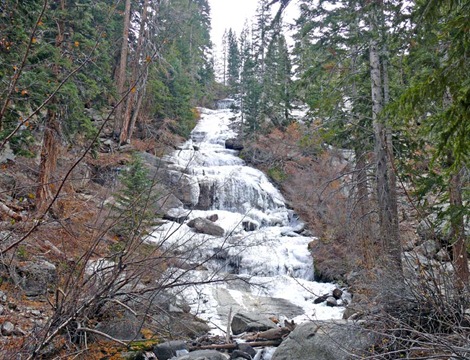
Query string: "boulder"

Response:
xmin=0 ymin=142 xmax=15 ymax=164
xmin=230 ymin=350 xmax=251 ymax=360
xmin=231 ymin=312 xmax=277 ymax=335
xmin=415 ymin=240 xmax=439 ymax=258
xmin=15 ymin=260 xmax=57 ymax=296
xmin=225 ymin=138 xmax=243 ymax=151
xmin=236 ymin=344 xmax=256 ymax=358
xmin=332 ymin=288 xmax=343 ymax=299
xmin=153 ymin=340 xmax=188 ymax=360
xmin=207 ymin=214 xmax=219 ymax=222
xmin=314 ymin=294 xmax=329 ymax=304
xmin=170 ymin=350 xmax=228 ymax=360
xmin=187 ymin=217 xmax=224 ymax=237
xmin=164 ymin=208 xmax=191 ymax=223
xmin=95 ymin=310 xmax=143 ymax=341
xmin=272 ymin=321 xmax=375 ymax=360
xmin=1 ymin=321 xmax=15 ymax=336
xmin=326 ymin=297 xmax=338 ymax=307
xmin=166 ymin=171 xmax=200 ymax=207
xmin=242 ymin=220 xmax=258 ymax=232
xmin=197 ymin=180 xmax=217 ymax=210
xmin=156 ymin=193 xmax=184 ymax=216
xmin=435 ymin=248 xmax=450 ymax=262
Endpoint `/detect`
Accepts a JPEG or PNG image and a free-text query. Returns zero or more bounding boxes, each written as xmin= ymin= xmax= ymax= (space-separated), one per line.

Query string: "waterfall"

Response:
xmin=150 ymin=108 xmax=344 ymax=335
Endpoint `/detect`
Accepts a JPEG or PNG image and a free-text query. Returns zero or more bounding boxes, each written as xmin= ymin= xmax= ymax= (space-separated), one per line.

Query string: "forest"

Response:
xmin=0 ymin=0 xmax=469 ymax=359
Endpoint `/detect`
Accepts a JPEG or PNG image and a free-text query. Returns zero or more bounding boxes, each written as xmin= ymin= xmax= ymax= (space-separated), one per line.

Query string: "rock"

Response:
xmin=242 ymin=220 xmax=258 ymax=232
xmin=272 ymin=321 xmax=375 ymax=360
xmin=0 ymin=142 xmax=15 ymax=164
xmin=236 ymin=344 xmax=256 ymax=358
xmin=95 ymin=310 xmax=143 ymax=341
xmin=435 ymin=248 xmax=450 ymax=262
xmin=231 ymin=312 xmax=277 ymax=335
xmin=326 ymin=297 xmax=338 ymax=307
xmin=230 ymin=350 xmax=251 ymax=360
xmin=0 ymin=290 xmax=6 ymax=303
xmin=0 ymin=305 xmax=4 ymax=315
xmin=15 ymin=260 xmax=57 ymax=296
xmin=166 ymin=171 xmax=200 ymax=207
xmin=164 ymin=208 xmax=191 ymax=223
xmin=207 ymin=214 xmax=219 ymax=222
xmin=313 ymin=294 xmax=329 ymax=304
xmin=197 ymin=180 xmax=217 ymax=210
xmin=153 ymin=340 xmax=188 ymax=360
xmin=170 ymin=350 xmax=228 ymax=360
xmin=156 ymin=193 xmax=184 ymax=216
xmin=1 ymin=321 xmax=15 ymax=336
xmin=187 ymin=217 xmax=224 ymax=237
xmin=332 ymin=288 xmax=343 ymax=299
xmin=415 ymin=240 xmax=439 ymax=258
xmin=225 ymin=138 xmax=243 ymax=151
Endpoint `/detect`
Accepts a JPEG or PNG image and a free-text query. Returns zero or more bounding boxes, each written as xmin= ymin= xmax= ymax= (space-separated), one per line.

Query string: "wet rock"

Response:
xmin=225 ymin=138 xmax=243 ymax=151
xmin=166 ymin=171 xmax=200 ymax=207
xmin=171 ymin=350 xmax=228 ymax=360
xmin=230 ymin=350 xmax=251 ymax=360
xmin=15 ymin=260 xmax=57 ymax=296
xmin=164 ymin=208 xmax=191 ymax=223
xmin=272 ymin=321 xmax=375 ymax=360
xmin=313 ymin=294 xmax=329 ymax=304
xmin=1 ymin=321 xmax=15 ymax=336
xmin=0 ymin=305 xmax=4 ymax=315
xmin=187 ymin=217 xmax=224 ymax=237
xmin=156 ymin=193 xmax=184 ymax=216
xmin=197 ymin=180 xmax=217 ymax=210
xmin=326 ymin=297 xmax=338 ymax=307
xmin=153 ymin=341 xmax=188 ymax=360
xmin=231 ymin=312 xmax=277 ymax=335
xmin=242 ymin=220 xmax=258 ymax=232
xmin=332 ymin=288 xmax=343 ymax=299
xmin=236 ymin=344 xmax=256 ymax=358
xmin=207 ymin=214 xmax=219 ymax=222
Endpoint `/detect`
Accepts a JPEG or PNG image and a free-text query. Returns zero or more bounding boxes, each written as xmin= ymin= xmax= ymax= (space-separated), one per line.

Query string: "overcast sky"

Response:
xmin=209 ymin=0 xmax=299 ymax=54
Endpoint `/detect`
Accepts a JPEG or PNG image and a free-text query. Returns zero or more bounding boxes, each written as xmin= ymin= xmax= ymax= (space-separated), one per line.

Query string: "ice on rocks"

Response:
xmin=148 ymin=108 xmax=344 ymax=336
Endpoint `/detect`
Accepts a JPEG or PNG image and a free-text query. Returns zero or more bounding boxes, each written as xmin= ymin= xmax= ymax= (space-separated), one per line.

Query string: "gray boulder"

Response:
xmin=153 ymin=340 xmax=188 ymax=360
xmin=272 ymin=321 xmax=375 ymax=360
xmin=1 ymin=321 xmax=15 ymax=336
xmin=170 ymin=350 xmax=228 ymax=360
xmin=225 ymin=138 xmax=244 ymax=151
xmin=231 ymin=311 xmax=277 ymax=335
xmin=187 ymin=217 xmax=224 ymax=237
xmin=15 ymin=260 xmax=57 ymax=296
xmin=95 ymin=310 xmax=143 ymax=341
xmin=166 ymin=171 xmax=200 ymax=207
xmin=156 ymin=193 xmax=184 ymax=216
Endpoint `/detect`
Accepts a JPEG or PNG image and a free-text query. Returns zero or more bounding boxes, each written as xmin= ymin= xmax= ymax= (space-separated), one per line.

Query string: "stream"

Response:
xmin=150 ymin=108 xmax=345 ymax=358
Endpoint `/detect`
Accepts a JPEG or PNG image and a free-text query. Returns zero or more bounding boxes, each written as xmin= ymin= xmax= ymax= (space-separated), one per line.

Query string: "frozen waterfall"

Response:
xmin=150 ymin=108 xmax=344 ymax=337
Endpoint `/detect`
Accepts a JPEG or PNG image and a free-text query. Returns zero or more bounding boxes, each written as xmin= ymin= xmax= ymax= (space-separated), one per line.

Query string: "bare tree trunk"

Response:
xmin=370 ymin=28 xmax=402 ymax=274
xmin=113 ymin=0 xmax=131 ymax=140
xmin=449 ymin=165 xmax=469 ymax=290
xmin=120 ymin=0 xmax=149 ymax=144
xmin=36 ymin=109 xmax=60 ymax=213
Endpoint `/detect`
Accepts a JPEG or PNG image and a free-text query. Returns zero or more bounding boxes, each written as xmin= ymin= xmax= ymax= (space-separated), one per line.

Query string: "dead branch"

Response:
xmin=0 ymin=200 xmax=24 ymax=221
xmin=189 ymin=339 xmax=283 ymax=351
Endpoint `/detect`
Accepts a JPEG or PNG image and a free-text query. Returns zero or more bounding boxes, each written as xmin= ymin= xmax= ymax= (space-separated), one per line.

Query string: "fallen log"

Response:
xmin=0 ymin=200 xmax=24 ymax=221
xmin=189 ymin=339 xmax=282 ymax=351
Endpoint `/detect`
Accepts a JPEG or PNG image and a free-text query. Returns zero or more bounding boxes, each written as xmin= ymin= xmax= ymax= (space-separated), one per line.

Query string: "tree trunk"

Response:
xmin=113 ymin=0 xmax=131 ymax=140
xmin=370 ymin=21 xmax=402 ymax=274
xmin=120 ymin=0 xmax=149 ymax=144
xmin=449 ymin=165 xmax=469 ymax=290
xmin=36 ymin=109 xmax=60 ymax=213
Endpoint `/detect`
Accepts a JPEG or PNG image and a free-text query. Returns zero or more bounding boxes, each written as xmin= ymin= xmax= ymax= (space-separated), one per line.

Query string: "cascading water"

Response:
xmin=150 ymin=108 xmax=344 ymax=343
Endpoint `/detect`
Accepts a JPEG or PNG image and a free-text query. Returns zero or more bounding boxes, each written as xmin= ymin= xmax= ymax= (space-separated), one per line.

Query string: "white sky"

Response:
xmin=209 ymin=0 xmax=299 ymax=53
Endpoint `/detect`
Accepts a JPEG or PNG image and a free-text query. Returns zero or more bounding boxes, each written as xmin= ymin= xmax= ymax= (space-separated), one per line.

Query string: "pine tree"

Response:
xmin=226 ymin=29 xmax=240 ymax=96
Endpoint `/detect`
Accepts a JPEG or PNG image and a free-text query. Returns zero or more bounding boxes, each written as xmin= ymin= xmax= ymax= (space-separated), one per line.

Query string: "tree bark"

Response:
xmin=369 ymin=4 xmax=402 ymax=274
xmin=120 ymin=0 xmax=149 ymax=144
xmin=113 ymin=0 xmax=132 ymax=139
xmin=449 ymin=164 xmax=469 ymax=290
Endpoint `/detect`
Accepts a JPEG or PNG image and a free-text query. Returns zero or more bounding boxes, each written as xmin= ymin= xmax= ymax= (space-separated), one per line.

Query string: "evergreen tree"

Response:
xmin=226 ymin=28 xmax=240 ymax=96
